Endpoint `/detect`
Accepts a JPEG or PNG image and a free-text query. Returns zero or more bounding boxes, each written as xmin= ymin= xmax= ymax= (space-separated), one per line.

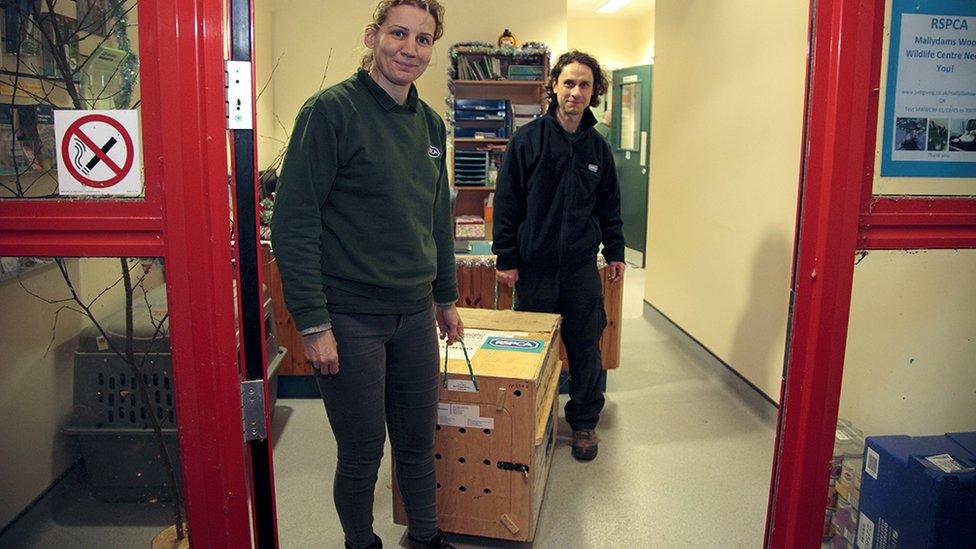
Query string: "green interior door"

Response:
xmin=610 ymin=65 xmax=652 ymax=267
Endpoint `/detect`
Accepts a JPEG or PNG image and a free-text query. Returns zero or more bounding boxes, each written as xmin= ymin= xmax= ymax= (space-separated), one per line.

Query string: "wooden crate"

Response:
xmin=263 ymin=246 xmax=621 ymax=377
xmin=455 ymin=256 xmax=622 ymax=370
xmin=393 ymin=308 xmax=561 ymax=542
xmin=261 ymin=245 xmax=313 ymax=375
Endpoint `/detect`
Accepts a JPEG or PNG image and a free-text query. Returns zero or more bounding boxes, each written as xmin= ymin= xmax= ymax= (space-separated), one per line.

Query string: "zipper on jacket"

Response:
xmin=557 ymin=127 xmax=575 ymax=265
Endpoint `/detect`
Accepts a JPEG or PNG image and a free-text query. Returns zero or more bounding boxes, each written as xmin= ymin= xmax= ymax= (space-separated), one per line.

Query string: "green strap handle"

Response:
xmin=443 ymin=337 xmax=479 ymax=391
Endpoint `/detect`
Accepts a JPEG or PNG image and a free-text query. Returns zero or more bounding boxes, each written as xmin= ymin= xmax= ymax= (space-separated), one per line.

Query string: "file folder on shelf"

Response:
xmin=454 ymin=150 xmax=488 ymax=185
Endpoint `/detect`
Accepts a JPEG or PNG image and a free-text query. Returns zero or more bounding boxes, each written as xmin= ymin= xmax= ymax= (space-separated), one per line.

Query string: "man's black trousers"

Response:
xmin=514 ymin=260 xmax=606 ymax=430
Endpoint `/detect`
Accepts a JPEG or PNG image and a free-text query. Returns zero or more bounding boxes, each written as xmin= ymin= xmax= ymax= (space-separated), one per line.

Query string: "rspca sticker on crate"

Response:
xmin=482 ymin=336 xmax=546 ymax=354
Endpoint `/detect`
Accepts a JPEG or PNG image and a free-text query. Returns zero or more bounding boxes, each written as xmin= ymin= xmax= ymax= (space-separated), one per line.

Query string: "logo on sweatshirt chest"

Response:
xmin=588 ymin=163 xmax=599 ymax=173
xmin=428 ymin=145 xmax=442 ymax=158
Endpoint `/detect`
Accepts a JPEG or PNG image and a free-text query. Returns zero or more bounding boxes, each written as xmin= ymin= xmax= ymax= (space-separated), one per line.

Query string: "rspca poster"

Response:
xmin=882 ymin=0 xmax=976 ymax=177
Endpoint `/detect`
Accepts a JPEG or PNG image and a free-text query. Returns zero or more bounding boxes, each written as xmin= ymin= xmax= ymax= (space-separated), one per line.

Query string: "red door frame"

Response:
xmin=229 ymin=0 xmax=280 ymax=545
xmin=766 ymin=0 xmax=976 ymax=547
xmin=0 ymin=0 xmax=262 ymax=546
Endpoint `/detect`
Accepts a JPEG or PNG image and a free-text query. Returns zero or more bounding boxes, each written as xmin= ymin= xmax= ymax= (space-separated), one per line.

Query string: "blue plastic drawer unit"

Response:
xmin=856 ymin=432 xmax=976 ymax=549
xmin=454 ymin=99 xmax=510 ymax=139
xmin=454 ymin=109 xmax=507 ymax=121
xmin=453 ymin=150 xmax=489 ymax=185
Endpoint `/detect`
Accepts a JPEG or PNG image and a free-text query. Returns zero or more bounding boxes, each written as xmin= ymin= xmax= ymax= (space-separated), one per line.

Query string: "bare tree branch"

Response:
xmin=0 ymin=181 xmax=19 ymax=195
xmin=84 ymin=261 xmax=133 ymax=308
xmin=120 ymin=258 xmax=185 ymax=539
xmin=42 ymin=304 xmax=88 ymax=357
xmin=259 ymin=134 xmax=287 ymax=146
xmin=18 ymin=277 xmax=75 ymax=305
xmin=257 ymin=50 xmax=285 ymax=100
xmin=318 ymin=48 xmax=333 ymax=90
xmin=33 ymin=0 xmax=81 ymax=108
xmin=20 ymin=169 xmax=56 ymax=196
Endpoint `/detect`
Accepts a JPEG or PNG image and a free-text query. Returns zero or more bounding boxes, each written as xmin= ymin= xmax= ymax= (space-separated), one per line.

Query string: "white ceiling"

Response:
xmin=567 ymin=0 xmax=655 ymax=18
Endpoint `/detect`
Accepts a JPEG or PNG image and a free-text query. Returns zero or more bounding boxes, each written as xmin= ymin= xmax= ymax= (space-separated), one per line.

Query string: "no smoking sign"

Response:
xmin=55 ymin=110 xmax=142 ymax=196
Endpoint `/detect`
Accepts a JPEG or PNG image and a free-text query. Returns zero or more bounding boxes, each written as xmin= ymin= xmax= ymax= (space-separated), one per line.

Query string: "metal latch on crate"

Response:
xmin=241 ymin=380 xmax=268 ymax=441
xmin=497 ymin=461 xmax=530 ymax=478
xmin=225 ymin=60 xmax=253 ymax=130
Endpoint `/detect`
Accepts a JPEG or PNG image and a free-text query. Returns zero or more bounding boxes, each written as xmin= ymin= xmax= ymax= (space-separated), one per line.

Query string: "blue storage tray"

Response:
xmin=455 ymin=110 xmax=507 ymax=121
xmin=455 ymin=99 xmax=507 ymax=111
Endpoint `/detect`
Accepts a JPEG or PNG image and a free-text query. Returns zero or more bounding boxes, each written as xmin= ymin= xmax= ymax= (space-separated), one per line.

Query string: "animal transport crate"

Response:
xmin=454 ymin=255 xmax=622 ymax=371
xmin=393 ymin=308 xmax=562 ymax=542
xmin=64 ymin=284 xmax=284 ymax=502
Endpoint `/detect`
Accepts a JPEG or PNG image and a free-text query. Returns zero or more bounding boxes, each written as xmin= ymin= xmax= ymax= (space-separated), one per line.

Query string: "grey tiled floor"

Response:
xmin=0 ymin=267 xmax=777 ymax=548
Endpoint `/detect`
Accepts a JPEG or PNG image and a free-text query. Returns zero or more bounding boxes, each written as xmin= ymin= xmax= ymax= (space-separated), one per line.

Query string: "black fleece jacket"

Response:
xmin=492 ymin=105 xmax=625 ymax=270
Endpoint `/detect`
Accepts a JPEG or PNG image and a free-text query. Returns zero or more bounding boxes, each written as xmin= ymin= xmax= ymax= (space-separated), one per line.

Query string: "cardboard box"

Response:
xmin=393 ymin=308 xmax=562 ymax=542
xmin=856 ymin=432 xmax=976 ymax=549
xmin=831 ymin=496 xmax=858 ymax=545
xmin=836 ymin=457 xmax=863 ymax=509
xmin=833 ymin=420 xmax=866 ymax=482
xmin=824 ymin=420 xmax=865 ymax=541
xmin=455 ymin=215 xmax=486 ymax=239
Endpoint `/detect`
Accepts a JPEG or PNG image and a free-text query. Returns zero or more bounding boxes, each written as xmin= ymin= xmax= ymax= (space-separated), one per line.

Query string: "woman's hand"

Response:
xmin=435 ymin=304 xmax=464 ymax=345
xmin=302 ymin=329 xmax=340 ymax=375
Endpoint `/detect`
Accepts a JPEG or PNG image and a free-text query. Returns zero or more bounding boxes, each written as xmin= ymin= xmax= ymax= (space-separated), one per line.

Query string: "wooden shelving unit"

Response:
xmin=448 ymin=46 xmax=550 ymax=224
xmin=453 ymin=80 xmax=546 ymax=104
xmin=454 ymin=185 xmax=496 ymax=192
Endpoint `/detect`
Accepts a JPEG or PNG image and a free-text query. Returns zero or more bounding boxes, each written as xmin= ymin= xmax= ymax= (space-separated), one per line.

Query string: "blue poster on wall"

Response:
xmin=881 ymin=0 xmax=976 ymax=178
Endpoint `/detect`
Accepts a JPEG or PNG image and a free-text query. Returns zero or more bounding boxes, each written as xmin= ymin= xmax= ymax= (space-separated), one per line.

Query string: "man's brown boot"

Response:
xmin=572 ymin=429 xmax=598 ymax=461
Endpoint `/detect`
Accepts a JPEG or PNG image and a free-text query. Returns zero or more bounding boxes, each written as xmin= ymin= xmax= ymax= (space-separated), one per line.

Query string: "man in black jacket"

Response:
xmin=492 ymin=50 xmax=625 ymax=461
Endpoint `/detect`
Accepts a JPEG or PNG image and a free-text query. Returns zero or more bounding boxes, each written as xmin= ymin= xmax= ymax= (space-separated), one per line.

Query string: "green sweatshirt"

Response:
xmin=271 ymin=70 xmax=458 ymax=331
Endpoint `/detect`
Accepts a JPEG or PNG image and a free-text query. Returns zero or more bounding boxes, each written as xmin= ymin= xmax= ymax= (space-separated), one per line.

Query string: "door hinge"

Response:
xmin=225 ymin=60 xmax=253 ymax=130
xmin=241 ymin=379 xmax=268 ymax=441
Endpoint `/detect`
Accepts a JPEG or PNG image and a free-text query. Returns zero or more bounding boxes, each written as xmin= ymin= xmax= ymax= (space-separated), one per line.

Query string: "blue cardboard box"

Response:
xmin=856 ymin=432 xmax=976 ymax=548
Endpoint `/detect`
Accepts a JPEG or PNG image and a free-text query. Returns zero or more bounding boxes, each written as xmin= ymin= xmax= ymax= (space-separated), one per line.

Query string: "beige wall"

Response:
xmin=255 ymin=0 xmax=278 ymax=169
xmin=644 ymin=1 xmax=809 ymax=401
xmin=635 ymin=10 xmax=655 ymax=67
xmin=267 ymin=0 xmax=568 ymax=159
xmin=0 ymin=259 xmax=164 ymax=527
xmin=0 ymin=262 xmax=81 ymax=528
xmin=840 ymin=250 xmax=976 ymax=435
xmin=567 ymin=10 xmax=655 ymax=70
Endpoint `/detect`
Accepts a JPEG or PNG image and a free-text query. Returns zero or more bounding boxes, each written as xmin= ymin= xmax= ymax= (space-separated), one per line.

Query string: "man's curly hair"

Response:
xmin=545 ymin=50 xmax=608 ymax=109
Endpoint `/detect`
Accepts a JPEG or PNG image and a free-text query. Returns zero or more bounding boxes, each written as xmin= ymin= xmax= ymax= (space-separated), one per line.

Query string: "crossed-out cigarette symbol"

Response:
xmin=72 ymin=135 xmax=118 ymax=175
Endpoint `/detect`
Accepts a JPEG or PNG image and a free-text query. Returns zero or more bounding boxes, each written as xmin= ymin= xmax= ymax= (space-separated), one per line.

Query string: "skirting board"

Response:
xmin=643 ymin=300 xmax=780 ymax=424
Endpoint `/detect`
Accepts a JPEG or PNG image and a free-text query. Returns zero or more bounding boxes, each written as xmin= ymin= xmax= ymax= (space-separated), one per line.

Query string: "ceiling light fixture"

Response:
xmin=596 ymin=0 xmax=632 ymax=14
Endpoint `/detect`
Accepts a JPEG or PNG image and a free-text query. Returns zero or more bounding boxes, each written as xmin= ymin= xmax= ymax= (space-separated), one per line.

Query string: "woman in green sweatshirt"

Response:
xmin=271 ymin=2 xmax=459 ymax=548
